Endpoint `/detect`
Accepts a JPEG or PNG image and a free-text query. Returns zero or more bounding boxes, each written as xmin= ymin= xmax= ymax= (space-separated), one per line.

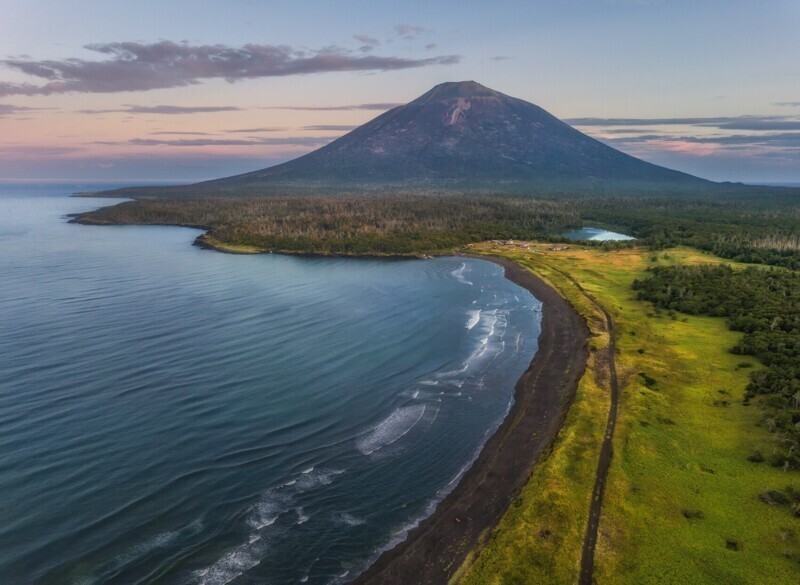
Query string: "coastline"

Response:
xmin=192 ymin=233 xmax=433 ymax=259
xmin=68 ymin=213 xmax=434 ymax=259
xmin=350 ymin=254 xmax=590 ymax=584
xmin=67 ymin=200 xmax=591 ymax=582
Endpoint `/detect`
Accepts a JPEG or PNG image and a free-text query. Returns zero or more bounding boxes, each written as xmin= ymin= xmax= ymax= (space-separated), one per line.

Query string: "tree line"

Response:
xmin=76 ymin=190 xmax=800 ymax=266
xmin=633 ymin=264 xmax=800 ymax=472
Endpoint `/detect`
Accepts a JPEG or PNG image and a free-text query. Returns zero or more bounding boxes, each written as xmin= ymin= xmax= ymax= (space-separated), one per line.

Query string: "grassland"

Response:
xmin=456 ymin=244 xmax=799 ymax=584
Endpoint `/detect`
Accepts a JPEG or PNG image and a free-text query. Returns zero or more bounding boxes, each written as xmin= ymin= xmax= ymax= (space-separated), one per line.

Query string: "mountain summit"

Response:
xmin=209 ymin=80 xmax=704 ymax=190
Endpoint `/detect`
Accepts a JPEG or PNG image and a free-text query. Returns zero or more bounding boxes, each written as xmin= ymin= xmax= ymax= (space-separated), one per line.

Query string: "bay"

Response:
xmin=0 ymin=185 xmax=541 ymax=585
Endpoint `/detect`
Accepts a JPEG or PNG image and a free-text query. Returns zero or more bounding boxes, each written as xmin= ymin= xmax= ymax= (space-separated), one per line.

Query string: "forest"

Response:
xmin=73 ymin=195 xmax=581 ymax=255
xmin=582 ymin=193 xmax=800 ymax=269
xmin=75 ymin=190 xmax=800 ymax=266
xmin=632 ymin=265 xmax=800 ymax=485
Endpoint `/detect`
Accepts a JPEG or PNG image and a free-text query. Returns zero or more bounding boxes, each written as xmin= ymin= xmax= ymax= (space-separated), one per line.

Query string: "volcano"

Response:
xmin=104 ymin=81 xmax=712 ymax=196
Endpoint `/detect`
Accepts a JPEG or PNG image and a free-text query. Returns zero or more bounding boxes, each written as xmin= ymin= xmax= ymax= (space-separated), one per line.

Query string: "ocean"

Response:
xmin=0 ymin=184 xmax=541 ymax=585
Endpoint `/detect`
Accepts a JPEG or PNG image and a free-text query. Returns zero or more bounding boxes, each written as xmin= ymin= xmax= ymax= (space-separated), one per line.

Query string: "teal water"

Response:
xmin=562 ymin=226 xmax=635 ymax=241
xmin=0 ymin=185 xmax=541 ymax=585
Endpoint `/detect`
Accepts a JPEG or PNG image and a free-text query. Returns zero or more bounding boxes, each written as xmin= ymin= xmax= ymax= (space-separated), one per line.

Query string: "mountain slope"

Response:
xmin=97 ymin=81 xmax=714 ymax=197
xmin=227 ymin=80 xmax=702 ymax=186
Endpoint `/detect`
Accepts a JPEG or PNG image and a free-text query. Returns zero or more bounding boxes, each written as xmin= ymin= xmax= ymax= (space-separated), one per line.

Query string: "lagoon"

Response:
xmin=562 ymin=226 xmax=635 ymax=241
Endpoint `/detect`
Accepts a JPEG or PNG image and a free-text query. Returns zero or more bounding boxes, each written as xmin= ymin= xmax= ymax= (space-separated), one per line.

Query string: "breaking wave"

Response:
xmin=194 ymin=467 xmax=344 ymax=584
xmin=356 ymin=405 xmax=427 ymax=455
xmin=451 ymin=263 xmax=473 ymax=286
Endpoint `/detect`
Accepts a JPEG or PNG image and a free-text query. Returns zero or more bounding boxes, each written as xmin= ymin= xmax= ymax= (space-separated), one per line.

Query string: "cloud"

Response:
xmin=263 ymin=102 xmax=402 ymax=111
xmin=775 ymin=102 xmax=800 ymax=107
xmin=704 ymin=119 xmax=800 ymax=131
xmin=354 ymin=34 xmax=380 ymax=45
xmin=300 ymin=124 xmax=358 ymax=131
xmin=0 ymin=41 xmax=460 ymax=97
xmin=394 ymin=24 xmax=427 ymax=39
xmin=604 ymin=132 xmax=800 ymax=147
xmin=490 ymin=56 xmax=512 ymax=61
xmin=226 ymin=124 xmax=354 ymax=134
xmin=576 ymin=118 xmax=800 ymax=172
xmin=0 ymin=103 xmax=44 ymax=117
xmin=567 ymin=116 xmax=747 ymax=126
xmin=353 ymin=34 xmax=380 ymax=52
xmin=425 ymin=43 xmax=438 ymax=50
xmin=150 ymin=131 xmax=215 ymax=136
xmin=0 ymin=145 xmax=85 ymax=157
xmin=78 ymin=104 xmax=243 ymax=115
xmin=567 ymin=115 xmax=800 ymax=131
xmin=0 ymin=154 xmax=296 ymax=182
xmin=685 ymin=133 xmax=800 ymax=147
xmin=125 ymin=105 xmax=241 ymax=114
xmin=96 ymin=136 xmax=334 ymax=147
xmin=225 ymin=127 xmax=286 ymax=133
xmin=602 ymin=128 xmax=664 ymax=134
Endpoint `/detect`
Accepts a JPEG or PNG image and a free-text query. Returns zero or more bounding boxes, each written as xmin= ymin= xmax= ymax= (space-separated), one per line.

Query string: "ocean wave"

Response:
xmin=294 ymin=467 xmax=342 ymax=490
xmin=451 ymin=263 xmax=473 ymax=286
xmin=465 ymin=309 xmax=481 ymax=330
xmin=356 ymin=405 xmax=427 ymax=455
xmin=295 ymin=507 xmax=310 ymax=524
xmin=111 ymin=526 xmax=186 ymax=565
xmin=193 ymin=538 xmax=266 ymax=585
xmin=345 ymin=389 xmax=517 ymax=585
xmin=198 ymin=466 xmax=344 ymax=583
xmin=431 ymin=307 xmax=514 ymax=391
xmin=72 ymin=520 xmax=203 ymax=585
xmin=334 ymin=512 xmax=365 ymax=527
xmin=248 ymin=490 xmax=293 ymax=530
xmin=248 ymin=467 xmax=343 ymax=530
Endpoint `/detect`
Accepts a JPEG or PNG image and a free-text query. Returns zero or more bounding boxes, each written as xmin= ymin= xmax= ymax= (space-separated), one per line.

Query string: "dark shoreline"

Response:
xmin=350 ymin=254 xmax=590 ymax=584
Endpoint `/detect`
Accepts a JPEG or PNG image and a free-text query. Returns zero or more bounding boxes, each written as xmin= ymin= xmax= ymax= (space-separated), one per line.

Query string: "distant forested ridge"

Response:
xmin=73 ymin=195 xmax=580 ymax=256
xmin=75 ymin=190 xmax=800 ymax=267
xmin=633 ymin=265 xmax=800 ymax=472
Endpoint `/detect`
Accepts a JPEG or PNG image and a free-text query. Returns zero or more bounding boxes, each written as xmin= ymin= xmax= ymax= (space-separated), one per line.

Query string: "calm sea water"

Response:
xmin=0 ymin=185 xmax=541 ymax=585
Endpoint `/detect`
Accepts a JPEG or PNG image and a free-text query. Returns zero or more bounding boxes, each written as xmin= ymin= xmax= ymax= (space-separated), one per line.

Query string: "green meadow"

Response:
xmin=456 ymin=245 xmax=799 ymax=584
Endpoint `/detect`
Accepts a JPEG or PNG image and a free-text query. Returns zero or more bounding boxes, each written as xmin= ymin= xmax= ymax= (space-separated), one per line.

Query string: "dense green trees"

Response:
xmin=580 ymin=193 xmax=800 ymax=269
xmin=74 ymin=195 xmax=581 ymax=255
xmin=633 ymin=265 xmax=800 ymax=470
xmin=76 ymin=191 xmax=800 ymax=266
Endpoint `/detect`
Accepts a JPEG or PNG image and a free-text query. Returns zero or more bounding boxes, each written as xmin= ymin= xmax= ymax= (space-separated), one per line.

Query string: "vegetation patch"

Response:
xmin=73 ymin=195 xmax=581 ymax=256
xmin=75 ymin=190 xmax=800 ymax=268
xmin=456 ymin=244 xmax=799 ymax=585
xmin=633 ymin=264 xmax=800 ymax=470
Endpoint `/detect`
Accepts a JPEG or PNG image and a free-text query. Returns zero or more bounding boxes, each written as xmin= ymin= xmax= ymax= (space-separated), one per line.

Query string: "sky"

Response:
xmin=0 ymin=0 xmax=798 ymax=184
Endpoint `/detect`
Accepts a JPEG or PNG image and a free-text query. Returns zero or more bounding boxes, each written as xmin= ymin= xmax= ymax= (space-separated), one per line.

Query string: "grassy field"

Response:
xmin=455 ymin=244 xmax=799 ymax=584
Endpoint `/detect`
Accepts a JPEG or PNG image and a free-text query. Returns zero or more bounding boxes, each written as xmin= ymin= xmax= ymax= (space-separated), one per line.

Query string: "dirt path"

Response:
xmin=350 ymin=255 xmax=590 ymax=585
xmin=545 ymin=264 xmax=620 ymax=585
